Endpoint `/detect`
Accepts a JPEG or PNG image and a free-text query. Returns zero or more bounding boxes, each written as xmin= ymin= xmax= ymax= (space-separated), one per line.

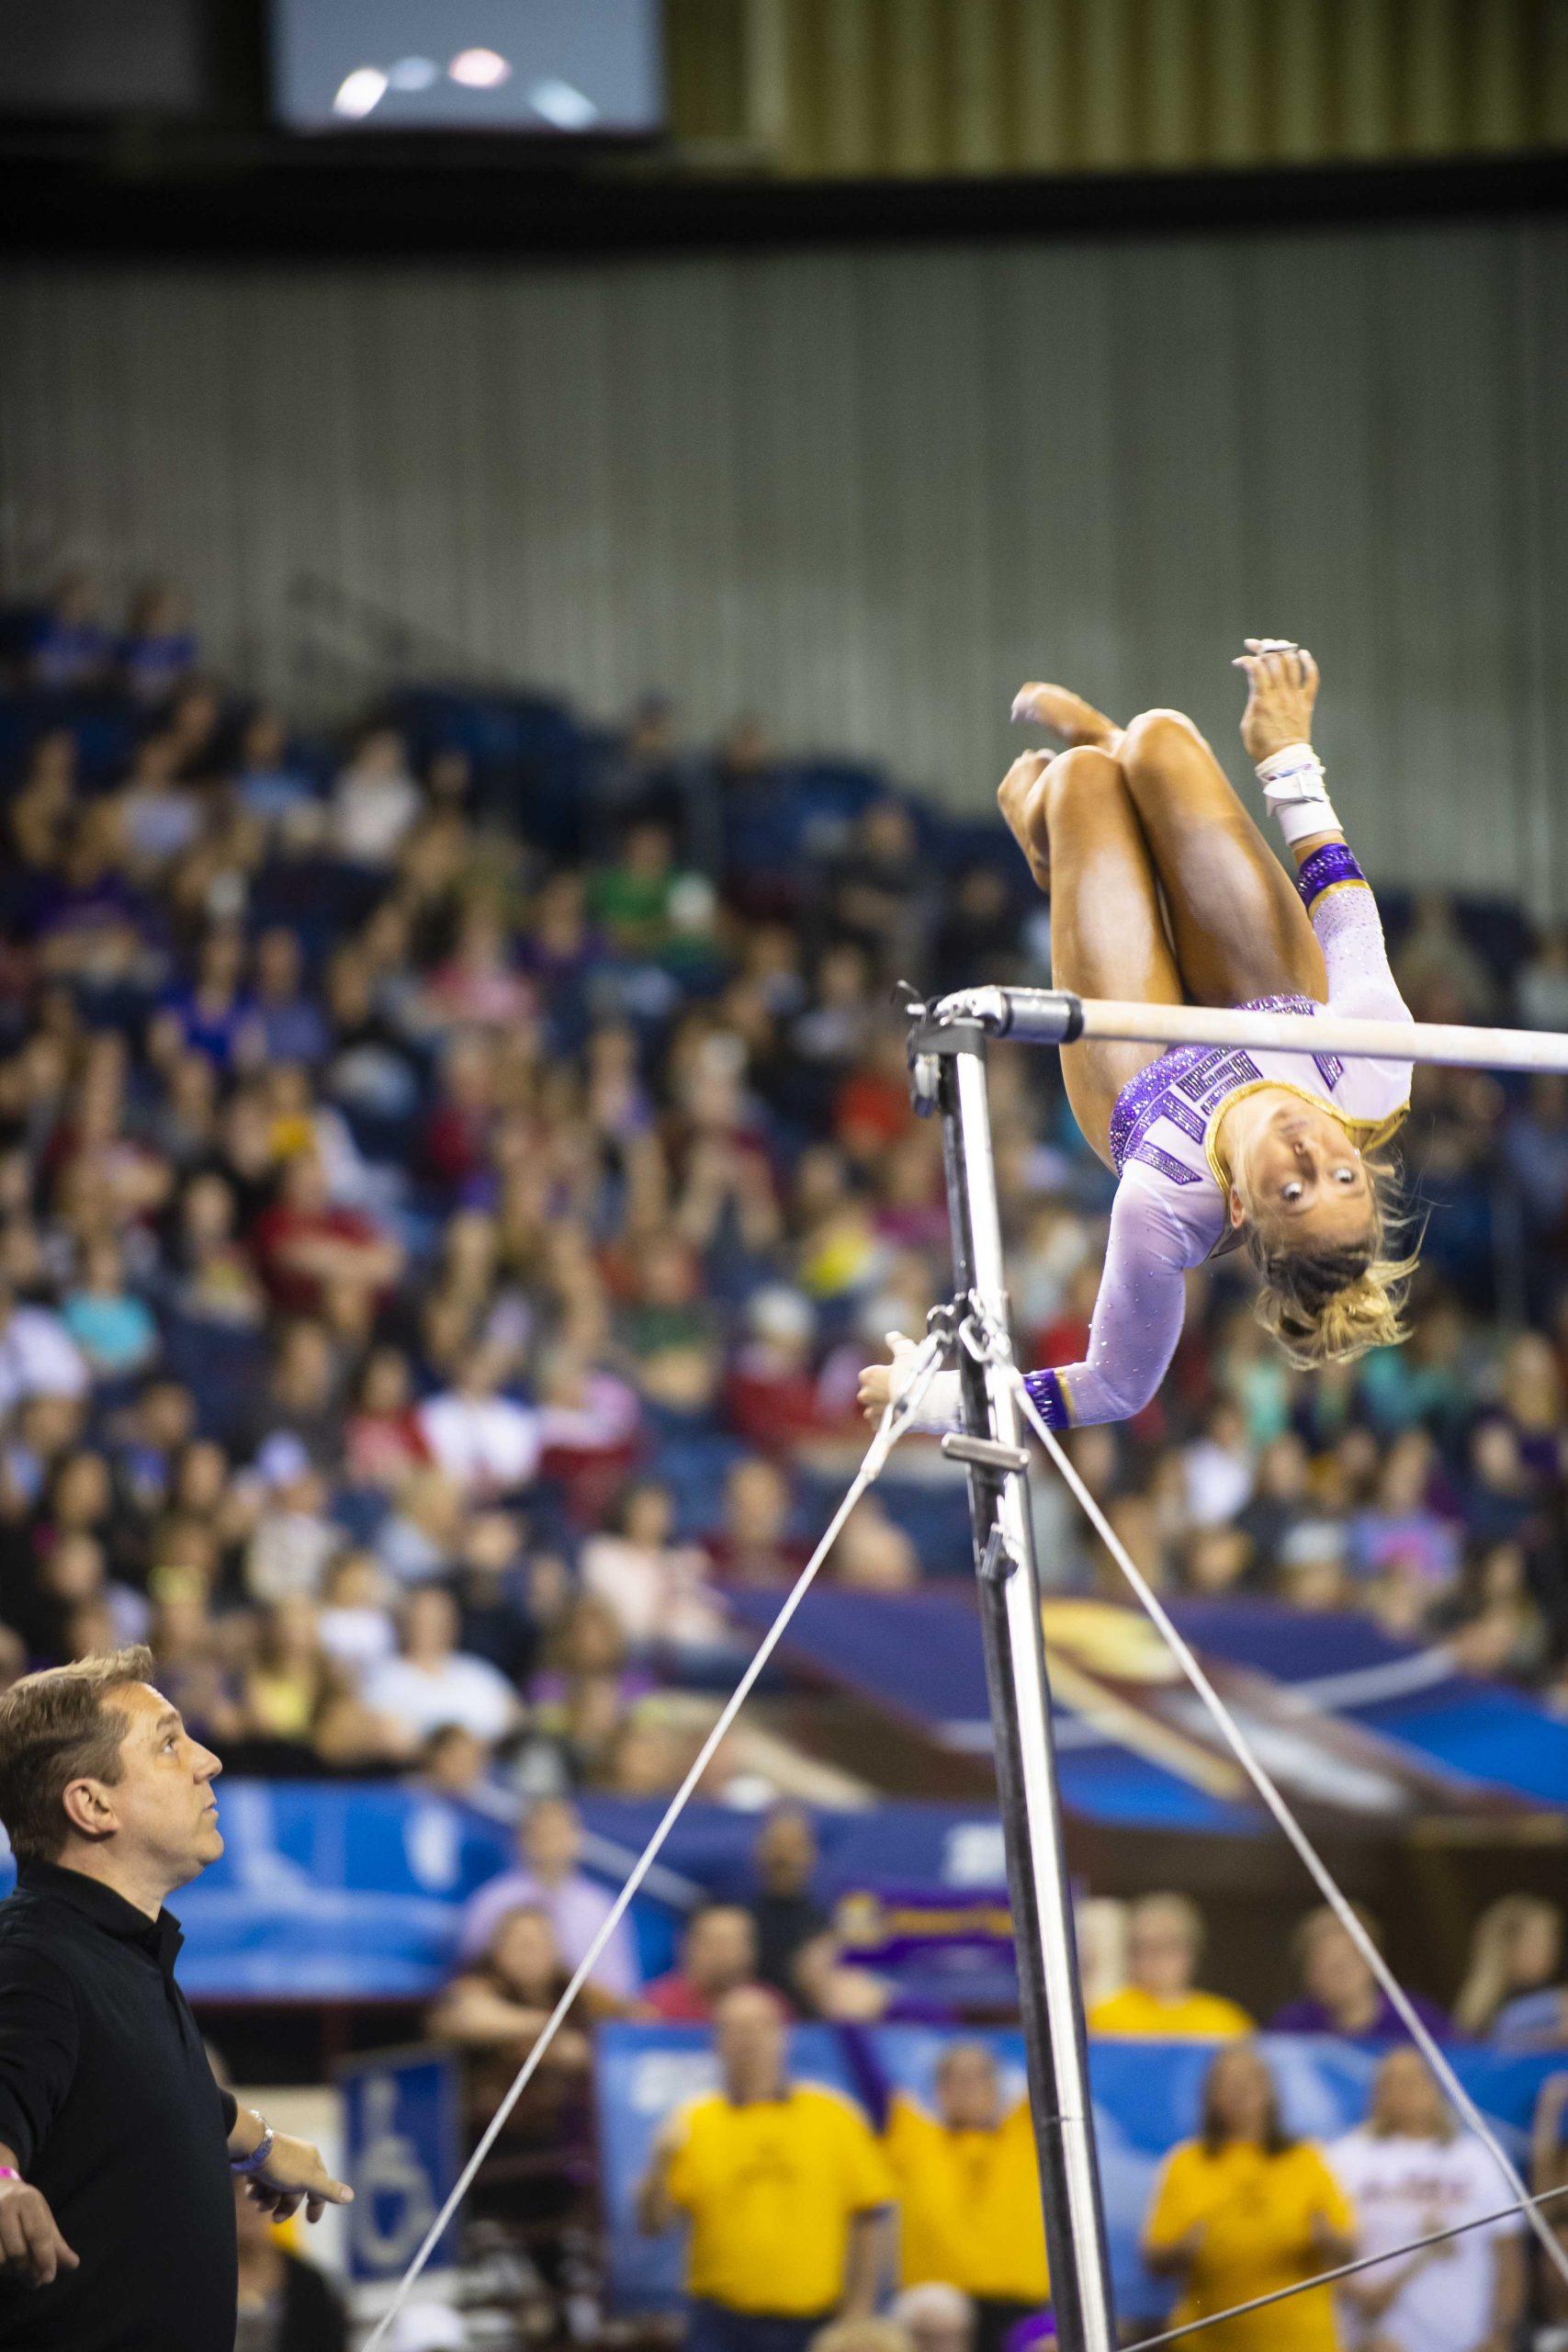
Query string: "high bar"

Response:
xmin=930 ymin=988 xmax=1568 ymax=1077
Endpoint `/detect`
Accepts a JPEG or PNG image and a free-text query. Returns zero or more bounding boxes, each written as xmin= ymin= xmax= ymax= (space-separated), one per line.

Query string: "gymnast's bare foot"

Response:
xmin=1010 ymin=683 xmax=1124 ymax=753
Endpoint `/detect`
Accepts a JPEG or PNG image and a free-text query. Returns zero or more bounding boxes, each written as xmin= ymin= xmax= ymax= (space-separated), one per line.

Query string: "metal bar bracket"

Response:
xmin=941 ymin=1432 xmax=1032 ymax=1476
xmin=974 ymin=1522 xmax=1020 ymax=1584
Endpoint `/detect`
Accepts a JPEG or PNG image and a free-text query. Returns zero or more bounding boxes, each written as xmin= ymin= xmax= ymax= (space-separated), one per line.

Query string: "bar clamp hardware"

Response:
xmin=941 ymin=1431 xmax=1032 ymax=1475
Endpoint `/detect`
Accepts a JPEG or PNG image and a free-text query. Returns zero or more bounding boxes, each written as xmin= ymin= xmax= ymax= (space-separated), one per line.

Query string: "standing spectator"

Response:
xmin=1143 ymin=2043 xmax=1352 ymax=2352
xmin=637 ymin=1986 xmax=895 ymax=2352
xmin=1453 ymin=1896 xmax=1563 ymax=2041
xmin=882 ymin=2041 xmax=1047 ymax=2352
xmin=458 ymin=1794 xmax=641 ymax=1994
xmin=1271 ymin=1906 xmax=1451 ymax=2042
xmin=1089 ymin=1894 xmax=1252 ymax=2041
xmin=1331 ymin=2048 xmax=1523 ymax=2352
xmin=643 ymin=1905 xmax=765 ymax=2024
xmin=362 ymin=1588 xmax=522 ymax=1749
xmin=750 ymin=1806 xmax=830 ymax=2000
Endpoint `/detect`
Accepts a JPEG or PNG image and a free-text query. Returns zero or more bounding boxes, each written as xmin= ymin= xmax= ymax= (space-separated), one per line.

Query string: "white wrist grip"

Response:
xmin=1256 ymin=742 xmax=1340 ymax=845
xmin=886 ymin=1333 xmax=961 ymax=1432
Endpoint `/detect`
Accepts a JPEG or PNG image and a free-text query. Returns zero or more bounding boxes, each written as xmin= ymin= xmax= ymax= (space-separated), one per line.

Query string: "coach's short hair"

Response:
xmin=0 ymin=1646 xmax=154 ymax=1864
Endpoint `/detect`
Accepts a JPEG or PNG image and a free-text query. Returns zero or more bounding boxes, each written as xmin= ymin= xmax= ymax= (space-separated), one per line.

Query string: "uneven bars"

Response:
xmin=931 ymin=987 xmax=1568 ymax=1076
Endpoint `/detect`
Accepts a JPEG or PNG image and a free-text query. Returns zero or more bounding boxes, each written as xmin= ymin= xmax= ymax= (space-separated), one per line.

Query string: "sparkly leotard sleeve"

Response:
xmin=913 ymin=841 xmax=1414 ymax=1433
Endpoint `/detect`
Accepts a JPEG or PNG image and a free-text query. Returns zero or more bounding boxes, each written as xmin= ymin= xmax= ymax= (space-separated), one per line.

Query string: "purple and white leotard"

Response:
xmin=918 ymin=842 xmax=1414 ymax=1433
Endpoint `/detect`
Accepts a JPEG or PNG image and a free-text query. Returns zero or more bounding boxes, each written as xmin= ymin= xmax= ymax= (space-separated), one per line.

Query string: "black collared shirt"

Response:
xmin=0 ymin=1859 xmax=239 ymax=2350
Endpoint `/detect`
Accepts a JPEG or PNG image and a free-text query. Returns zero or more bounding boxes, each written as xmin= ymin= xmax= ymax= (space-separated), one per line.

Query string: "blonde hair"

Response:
xmin=1247 ymin=1153 xmax=1417 ymax=1369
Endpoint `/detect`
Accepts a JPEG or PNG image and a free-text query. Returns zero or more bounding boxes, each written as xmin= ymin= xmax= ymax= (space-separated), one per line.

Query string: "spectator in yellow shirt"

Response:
xmin=882 ymin=2041 xmax=1048 ymax=2352
xmin=1143 ymin=2043 xmax=1354 ymax=2352
xmin=637 ymin=1986 xmax=895 ymax=2352
xmin=1089 ymin=1894 xmax=1253 ymax=2041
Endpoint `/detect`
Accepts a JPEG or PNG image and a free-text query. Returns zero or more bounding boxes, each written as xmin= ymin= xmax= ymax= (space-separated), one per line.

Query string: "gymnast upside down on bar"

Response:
xmin=861 ymin=641 xmax=1418 ymax=1434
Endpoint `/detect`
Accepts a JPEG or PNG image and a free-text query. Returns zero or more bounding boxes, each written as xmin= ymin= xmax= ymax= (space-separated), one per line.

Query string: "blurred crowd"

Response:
xmin=6 ymin=571 xmax=1568 ymax=2350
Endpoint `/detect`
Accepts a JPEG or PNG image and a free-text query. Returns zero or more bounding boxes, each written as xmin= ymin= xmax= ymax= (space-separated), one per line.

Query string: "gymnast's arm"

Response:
xmin=1292 ymin=827 xmax=1412 ymax=1021
xmin=1013 ymin=1168 xmax=1195 ymax=1430
xmin=1238 ymin=639 xmax=1413 ymax=1112
xmin=865 ymin=1165 xmax=1197 ymax=1434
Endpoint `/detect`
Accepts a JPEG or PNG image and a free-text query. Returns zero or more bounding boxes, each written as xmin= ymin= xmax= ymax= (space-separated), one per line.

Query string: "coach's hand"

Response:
xmin=243 ymin=2133 xmax=355 ymax=2225
xmin=0 ymin=2175 xmax=79 ymax=2289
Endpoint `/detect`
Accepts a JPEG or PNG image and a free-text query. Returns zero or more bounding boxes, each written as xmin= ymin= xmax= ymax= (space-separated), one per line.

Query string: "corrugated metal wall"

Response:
xmin=668 ymin=0 xmax=1568 ymax=176
xmin=2 ymin=218 xmax=1565 ymax=906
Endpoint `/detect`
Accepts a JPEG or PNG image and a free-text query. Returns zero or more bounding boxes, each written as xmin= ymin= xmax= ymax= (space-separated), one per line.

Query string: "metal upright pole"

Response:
xmin=911 ymin=1012 xmax=1117 ymax=2352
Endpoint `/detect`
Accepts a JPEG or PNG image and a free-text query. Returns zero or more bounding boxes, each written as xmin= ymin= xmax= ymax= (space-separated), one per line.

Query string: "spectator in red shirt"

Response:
xmin=725 ymin=1287 xmax=838 ymax=1454
xmin=832 ymin=1032 xmax=918 ymax=1169
xmin=252 ymin=1148 xmax=402 ymax=1317
xmin=420 ymin=1031 xmax=496 ymax=1193
xmin=344 ymin=1345 xmax=432 ymax=1489
xmin=642 ymin=1904 xmax=774 ymax=2024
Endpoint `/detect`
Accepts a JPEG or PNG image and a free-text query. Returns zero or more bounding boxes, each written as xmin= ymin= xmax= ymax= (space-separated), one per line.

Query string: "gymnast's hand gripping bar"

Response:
xmin=929 ymin=986 xmax=1568 ymax=1076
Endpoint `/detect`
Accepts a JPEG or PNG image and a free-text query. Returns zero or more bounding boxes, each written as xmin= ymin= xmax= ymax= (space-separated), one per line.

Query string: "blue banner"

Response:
xmin=0 ymin=1784 xmax=1015 ymax=1998
xmin=722 ymin=1590 xmax=1568 ymax=1830
xmin=592 ymin=2023 xmax=1560 ymax=2323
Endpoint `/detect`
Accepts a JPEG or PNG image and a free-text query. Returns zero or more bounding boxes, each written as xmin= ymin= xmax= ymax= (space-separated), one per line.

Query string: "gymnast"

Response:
xmin=862 ymin=640 xmax=1417 ymax=1432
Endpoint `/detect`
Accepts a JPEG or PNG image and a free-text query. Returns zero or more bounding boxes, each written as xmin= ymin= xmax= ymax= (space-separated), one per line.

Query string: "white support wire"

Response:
xmin=1003 ymin=1357 xmax=1568 ymax=2295
xmin=361 ymin=1334 xmax=950 ymax=2351
xmin=1124 ymin=2181 xmax=1568 ymax=2352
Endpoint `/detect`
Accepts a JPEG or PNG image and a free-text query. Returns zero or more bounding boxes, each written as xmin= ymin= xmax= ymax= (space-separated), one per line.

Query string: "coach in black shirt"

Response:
xmin=0 ymin=1645 xmax=352 ymax=2350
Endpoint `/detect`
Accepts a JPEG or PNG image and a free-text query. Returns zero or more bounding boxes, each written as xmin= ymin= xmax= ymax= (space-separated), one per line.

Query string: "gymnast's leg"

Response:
xmin=997 ymin=744 xmax=1183 ymax=1171
xmin=1014 ymin=684 xmax=1325 ymax=1012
